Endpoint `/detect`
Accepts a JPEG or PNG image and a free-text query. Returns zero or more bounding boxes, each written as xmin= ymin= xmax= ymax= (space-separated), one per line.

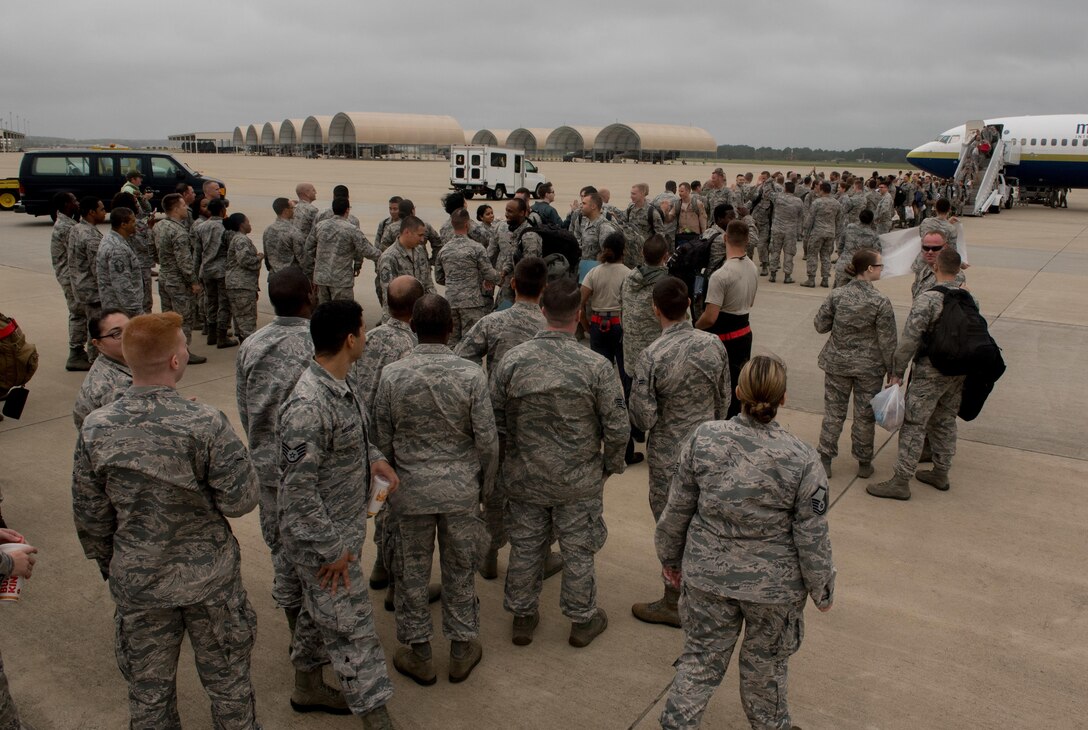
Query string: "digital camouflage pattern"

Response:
xmin=262 ymin=218 xmax=306 ymax=273
xmin=875 ymin=191 xmax=895 ymax=233
xmin=68 ymin=221 xmax=104 ymax=307
xmin=768 ymin=191 xmax=803 ymax=276
xmin=630 ymin=322 xmax=731 ymax=519
xmin=578 ymin=216 xmax=618 ymax=262
xmin=835 ymin=222 xmax=882 ymax=287
xmin=51 ymin=212 xmax=85 ymax=348
xmin=379 ymin=219 xmax=443 ymax=262
xmin=72 ymin=354 xmax=132 ymax=430
xmin=195 ymin=218 xmax=226 ymax=280
xmin=310 ymin=218 xmax=380 ymax=289
xmin=488 ymin=220 xmax=541 ymax=304
xmin=804 ymin=195 xmax=841 ymax=280
xmin=293 ymin=200 xmax=319 ymax=239
xmin=314 ymin=207 xmax=360 ymax=229
xmin=619 ymin=265 xmax=668 ymax=369
xmin=376 ymin=243 xmax=436 ymax=311
xmin=96 ymin=231 xmax=145 ymax=316
xmin=702 ymin=224 xmax=727 ymax=273
xmin=349 ymin=318 xmax=416 ymax=425
xmin=911 ymin=252 xmax=967 ymax=299
xmin=435 ymin=235 xmax=501 ymax=309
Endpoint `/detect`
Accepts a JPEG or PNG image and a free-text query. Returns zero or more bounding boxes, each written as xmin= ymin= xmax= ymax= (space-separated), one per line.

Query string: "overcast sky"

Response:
xmin=3 ymin=1 xmax=1084 ymax=149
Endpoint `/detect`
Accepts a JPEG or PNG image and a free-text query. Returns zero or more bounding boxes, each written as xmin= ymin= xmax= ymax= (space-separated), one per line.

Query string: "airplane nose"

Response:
xmin=907 ymin=145 xmax=926 ymax=160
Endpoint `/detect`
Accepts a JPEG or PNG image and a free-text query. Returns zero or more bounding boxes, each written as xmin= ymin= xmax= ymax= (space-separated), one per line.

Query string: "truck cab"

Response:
xmin=449 ymin=145 xmax=548 ymax=200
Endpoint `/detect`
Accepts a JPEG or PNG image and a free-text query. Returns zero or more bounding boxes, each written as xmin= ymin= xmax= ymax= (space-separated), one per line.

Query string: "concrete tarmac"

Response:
xmin=0 ymin=154 xmax=1085 ymax=728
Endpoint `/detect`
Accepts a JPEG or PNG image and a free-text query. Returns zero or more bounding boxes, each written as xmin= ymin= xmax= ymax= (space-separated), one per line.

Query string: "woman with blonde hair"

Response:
xmin=656 ymin=355 xmax=835 ymax=729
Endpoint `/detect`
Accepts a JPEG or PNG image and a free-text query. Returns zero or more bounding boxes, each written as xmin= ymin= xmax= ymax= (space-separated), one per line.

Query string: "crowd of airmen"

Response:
xmin=8 ymin=162 xmax=973 ymax=729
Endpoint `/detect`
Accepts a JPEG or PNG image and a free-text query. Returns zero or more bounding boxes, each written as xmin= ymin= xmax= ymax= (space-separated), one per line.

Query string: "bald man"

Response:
xmin=294 ymin=183 xmax=319 ymax=239
xmin=73 ymin=312 xmax=260 ymax=728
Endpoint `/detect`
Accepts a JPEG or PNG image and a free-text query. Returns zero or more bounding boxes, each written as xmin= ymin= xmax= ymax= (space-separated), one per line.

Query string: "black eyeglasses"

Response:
xmin=100 ymin=328 xmax=123 ymax=341
xmin=870 ymin=263 xmax=884 ymax=268
xmin=921 ymin=245 xmax=944 ymax=252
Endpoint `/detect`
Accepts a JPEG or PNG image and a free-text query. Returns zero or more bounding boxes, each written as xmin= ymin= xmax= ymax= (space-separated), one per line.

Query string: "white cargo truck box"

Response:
xmin=449 ymin=145 xmax=548 ymax=200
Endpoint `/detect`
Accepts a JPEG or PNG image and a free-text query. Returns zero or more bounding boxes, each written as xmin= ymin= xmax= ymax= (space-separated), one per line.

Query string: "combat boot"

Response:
xmin=631 ymin=586 xmax=680 ymax=628
xmin=569 ymin=608 xmax=608 ymax=648
xmin=206 ymin=329 xmax=218 ymax=346
xmin=361 ymin=705 xmax=394 ymax=730
xmin=290 ymin=668 xmax=351 ymax=715
xmin=916 ymin=468 xmax=950 ymax=491
xmin=543 ymin=550 xmax=563 ymax=580
xmin=369 ymin=557 xmax=389 ymax=589
xmin=511 ymin=611 xmax=540 ymax=646
xmin=394 ymin=641 xmax=436 ymax=686
xmin=800 ymin=277 xmax=816 ymax=288
xmin=820 ymin=455 xmax=832 ymax=478
xmin=759 ymin=262 xmax=768 ymax=276
xmin=187 ymin=350 xmax=207 ymax=365
xmin=783 ymin=275 xmax=794 ymax=284
xmin=216 ymin=330 xmax=239 ymax=349
xmin=448 ymin=639 xmax=483 ymax=683
xmin=857 ymin=461 xmax=874 ymax=479
xmin=65 ymin=347 xmax=92 ymax=372
xmin=768 ymin=272 xmax=777 ymax=283
xmin=820 ymin=277 xmax=829 ymax=288
xmin=479 ymin=548 xmax=498 ymax=580
xmin=866 ymin=474 xmax=911 ymax=500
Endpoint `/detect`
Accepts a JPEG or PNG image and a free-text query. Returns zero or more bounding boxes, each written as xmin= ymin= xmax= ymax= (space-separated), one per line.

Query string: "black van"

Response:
xmin=14 ymin=149 xmax=225 ymax=217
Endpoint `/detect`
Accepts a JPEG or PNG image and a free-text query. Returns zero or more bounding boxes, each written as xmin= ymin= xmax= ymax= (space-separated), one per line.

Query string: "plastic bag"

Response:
xmin=871 ymin=384 xmax=905 ymax=432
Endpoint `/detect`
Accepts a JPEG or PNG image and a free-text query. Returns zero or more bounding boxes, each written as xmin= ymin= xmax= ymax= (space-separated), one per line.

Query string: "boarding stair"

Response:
xmin=953 ymin=120 xmax=1017 ymax=216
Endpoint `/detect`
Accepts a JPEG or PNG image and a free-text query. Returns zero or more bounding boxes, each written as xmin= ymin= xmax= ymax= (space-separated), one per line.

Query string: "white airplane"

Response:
xmin=907 ymin=114 xmax=1088 ymax=189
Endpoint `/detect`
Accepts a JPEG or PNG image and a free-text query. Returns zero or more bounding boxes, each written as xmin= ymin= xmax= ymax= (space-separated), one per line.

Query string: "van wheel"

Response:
xmin=0 ymin=192 xmax=16 ymax=210
xmin=463 ymin=190 xmax=474 ymax=200
xmin=534 ymin=184 xmax=544 ymax=199
xmin=493 ymin=185 xmax=506 ymax=200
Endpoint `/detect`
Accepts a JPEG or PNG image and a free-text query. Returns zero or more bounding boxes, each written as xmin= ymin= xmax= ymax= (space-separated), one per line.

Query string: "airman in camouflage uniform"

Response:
xmin=310 ymin=204 xmax=381 ymax=304
xmin=235 ymin=272 xmax=314 ymax=631
xmin=839 ymin=181 xmax=867 ymax=234
xmin=373 ymin=295 xmax=498 ymax=683
xmin=455 ymin=258 xmax=548 ymax=569
xmin=72 ymin=349 xmax=131 ymax=430
xmin=911 ymin=231 xmax=966 ymax=299
xmin=802 ymin=185 xmax=842 ymax=287
xmin=767 ymin=184 xmax=803 ymax=283
xmin=875 ymin=185 xmax=895 ymax=233
xmin=619 ymin=240 xmax=669 ymax=369
xmin=277 ymin=300 xmax=396 ymax=725
xmin=835 ymin=212 xmax=882 ymax=287
xmin=380 ymin=218 xmax=443 ymax=263
xmin=741 ymin=212 xmax=759 ymax=260
xmin=130 ymin=215 xmax=156 ymax=314
xmin=702 ymin=180 xmax=735 ymax=222
xmin=918 ymin=211 xmax=957 ymax=249
xmin=630 ymin=291 xmax=730 ymax=628
xmin=750 ymin=174 xmax=779 ymax=274
xmin=869 ymin=254 xmax=970 ymax=500
xmin=97 ymin=211 xmax=146 ymax=317
xmin=68 ymin=208 xmax=105 ymax=314
xmin=578 ymin=197 xmax=618 ymax=265
xmin=293 ymin=195 xmax=319 ymax=239
xmin=153 ymin=198 xmax=200 ymax=343
xmin=435 ymin=218 xmax=501 ymax=348
xmin=263 ymin=200 xmax=306 ymax=273
xmin=489 ymin=203 xmax=542 ymax=304
xmin=50 ymin=195 xmax=91 ymax=368
xmin=194 ymin=203 xmax=235 ymax=345
xmin=656 ymin=401 xmax=835 ymax=729
xmin=377 ymin=219 xmax=437 ymax=315
xmin=814 ymin=275 xmax=897 ymax=478
xmin=492 ymin=281 xmax=628 ymax=646
xmin=225 ymin=225 xmax=263 ymax=342
xmin=72 ymin=312 xmax=261 ymax=729
xmin=624 ymin=185 xmax=665 ymax=268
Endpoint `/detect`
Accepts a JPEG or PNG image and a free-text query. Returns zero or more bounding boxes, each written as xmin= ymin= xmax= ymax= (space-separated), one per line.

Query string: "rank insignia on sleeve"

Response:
xmin=614 ymin=397 xmax=627 ymax=409
xmin=811 ymin=485 xmax=828 ymax=515
xmin=282 ymin=442 xmax=307 ymax=464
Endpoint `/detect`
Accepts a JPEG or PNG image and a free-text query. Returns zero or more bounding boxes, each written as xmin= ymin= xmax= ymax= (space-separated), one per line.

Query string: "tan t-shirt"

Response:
xmin=582 ymin=262 xmax=631 ymax=312
xmin=706 ymin=256 xmax=758 ymax=314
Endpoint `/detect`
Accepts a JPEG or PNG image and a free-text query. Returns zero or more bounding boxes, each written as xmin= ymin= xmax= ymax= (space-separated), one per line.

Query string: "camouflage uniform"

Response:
xmin=195 ymin=219 xmax=232 ymax=334
xmin=379 ymin=220 xmax=443 ymax=263
xmin=804 ymin=195 xmax=842 ymax=282
xmin=865 ymin=187 xmax=882 ymax=214
xmin=619 ymin=264 xmax=668 ymax=368
xmin=702 ymin=185 xmax=735 ymax=220
xmin=488 ymin=220 xmax=541 ymax=304
xmin=262 ymin=218 xmax=306 ymax=273
xmin=875 ymin=192 xmax=895 ymax=233
xmin=349 ymin=319 xmax=417 ymax=425
xmin=918 ymin=216 xmax=957 ymax=249
xmin=293 ymin=200 xmax=319 ymax=239
xmin=911 ymin=254 xmax=966 ymax=299
xmin=314 ymin=208 xmax=360 ymax=229
xmin=742 ymin=214 xmax=759 ymax=260
xmin=835 ymin=222 xmax=882 ymax=287
xmin=455 ymin=302 xmax=547 ymax=551
xmin=435 ymin=235 xmax=501 ymax=347
xmin=651 ymin=193 xmax=679 ymax=249
xmin=277 ymin=362 xmax=395 ymax=716
xmin=702 ymin=224 xmax=727 ymax=273
xmin=629 ymin=322 xmax=730 ymax=520
xmin=68 ymin=221 xmax=104 ymax=309
xmin=839 ymin=191 xmax=867 ymax=233
xmin=767 ymin=192 xmax=803 ymax=277
xmin=623 ymin=202 xmax=664 ymax=267
xmin=889 ymin=284 xmax=969 ymax=480
xmin=376 ymin=243 xmax=436 ymax=314
xmin=225 ymin=232 xmax=262 ymax=340
xmin=492 ymin=331 xmax=629 ymax=621
xmin=0 ymin=557 xmax=22 ymax=728
xmin=373 ymin=344 xmax=498 ymax=645
xmin=439 ymin=216 xmax=492 ymax=248
xmin=656 ymin=415 xmax=835 ymax=730
xmin=579 ymin=215 xmax=618 ymax=263
xmin=310 ymin=218 xmax=380 ymax=304
xmin=51 ymin=212 xmax=86 ymax=349
xmin=72 ymin=354 xmax=132 ymax=430
xmin=129 ymin=216 xmax=156 ymax=314
xmin=236 ymin=316 xmax=313 ymax=610
xmin=750 ymin=180 xmax=779 ymax=266
xmin=374 ymin=217 xmax=395 ymax=252
xmin=97 ymin=231 xmax=145 ymax=316
xmin=73 ymin=386 xmax=261 ymax=729
xmin=814 ymin=280 xmax=897 ymax=463
xmin=154 ymin=218 xmax=198 ymax=341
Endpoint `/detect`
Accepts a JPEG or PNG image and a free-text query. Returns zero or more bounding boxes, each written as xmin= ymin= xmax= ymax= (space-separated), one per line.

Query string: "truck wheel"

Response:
xmin=0 ymin=192 xmax=16 ymax=210
xmin=534 ymin=184 xmax=544 ymax=200
xmin=493 ymin=185 xmax=506 ymax=200
xmin=463 ymin=190 xmax=474 ymax=200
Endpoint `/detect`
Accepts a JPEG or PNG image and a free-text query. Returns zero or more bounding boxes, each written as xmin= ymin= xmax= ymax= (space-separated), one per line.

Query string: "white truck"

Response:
xmin=449 ymin=145 xmax=548 ymax=200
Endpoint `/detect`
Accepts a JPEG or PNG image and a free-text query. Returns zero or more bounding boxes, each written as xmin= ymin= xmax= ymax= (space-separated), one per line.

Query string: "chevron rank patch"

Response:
xmin=281 ymin=442 xmax=307 ymax=464
xmin=811 ymin=485 xmax=828 ymax=515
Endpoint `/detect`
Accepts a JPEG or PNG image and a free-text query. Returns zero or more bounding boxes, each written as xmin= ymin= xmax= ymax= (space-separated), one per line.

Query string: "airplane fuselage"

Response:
xmin=907 ymin=114 xmax=1088 ymax=188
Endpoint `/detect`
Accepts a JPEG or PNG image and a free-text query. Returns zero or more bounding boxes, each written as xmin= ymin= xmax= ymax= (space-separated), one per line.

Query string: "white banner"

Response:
xmin=879 ymin=223 xmax=968 ymax=278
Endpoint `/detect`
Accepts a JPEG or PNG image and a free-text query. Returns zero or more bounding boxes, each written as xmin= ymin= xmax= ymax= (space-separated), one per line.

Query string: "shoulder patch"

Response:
xmin=614 ymin=396 xmax=627 ymax=410
xmin=811 ymin=484 xmax=828 ymax=516
xmin=281 ymin=442 xmax=307 ymax=464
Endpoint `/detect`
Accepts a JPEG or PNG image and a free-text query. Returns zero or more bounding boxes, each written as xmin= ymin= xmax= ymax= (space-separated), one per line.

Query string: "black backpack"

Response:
xmin=668 ymin=236 xmax=712 ymax=280
xmin=516 ymin=226 xmax=581 ymax=281
xmin=924 ymin=287 xmax=1006 ymax=380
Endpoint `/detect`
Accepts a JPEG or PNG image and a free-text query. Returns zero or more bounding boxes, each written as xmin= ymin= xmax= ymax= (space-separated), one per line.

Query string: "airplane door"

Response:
xmin=1005 ymin=138 xmax=1021 ymax=165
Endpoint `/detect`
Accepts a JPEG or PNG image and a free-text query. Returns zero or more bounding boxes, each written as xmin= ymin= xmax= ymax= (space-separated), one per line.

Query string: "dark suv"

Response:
xmin=14 ymin=149 xmax=224 ymax=217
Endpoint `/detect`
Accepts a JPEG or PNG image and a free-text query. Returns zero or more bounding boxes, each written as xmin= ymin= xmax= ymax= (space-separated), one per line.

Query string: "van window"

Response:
xmin=455 ymin=167 xmax=465 ymax=178
xmin=32 ymin=156 xmax=90 ymax=176
xmin=514 ymin=155 xmax=521 ymax=173
xmin=950 ymin=135 xmax=960 ymax=144
xmin=151 ymin=156 xmax=181 ymax=178
xmin=470 ymin=154 xmax=481 ymax=166
xmin=97 ymin=157 xmax=115 ymax=177
xmin=470 ymin=168 xmax=481 ymax=180
xmin=490 ymin=153 xmax=507 ymax=168
xmin=525 ymin=160 xmax=538 ymax=173
xmin=455 ymin=154 xmax=465 ymax=165
xmin=120 ymin=157 xmax=143 ymax=176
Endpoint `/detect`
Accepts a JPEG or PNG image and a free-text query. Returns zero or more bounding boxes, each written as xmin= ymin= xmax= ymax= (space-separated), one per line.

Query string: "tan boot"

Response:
xmin=631 ymin=586 xmax=681 ymax=628
xmin=512 ymin=612 xmax=539 ymax=646
xmin=866 ymin=474 xmax=911 ymax=500
xmin=569 ymin=608 xmax=608 ymax=648
xmin=361 ymin=704 xmax=394 ymax=730
xmin=393 ymin=642 xmax=436 ymax=686
xmin=857 ymin=461 xmax=874 ymax=479
xmin=289 ymin=668 xmax=350 ymax=715
xmin=448 ymin=639 xmax=483 ymax=683
xmin=916 ymin=468 xmax=950 ymax=491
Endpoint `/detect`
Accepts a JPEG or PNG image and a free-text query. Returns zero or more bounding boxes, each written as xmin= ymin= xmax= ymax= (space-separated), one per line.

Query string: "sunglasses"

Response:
xmin=922 ymin=245 xmax=944 ymax=252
